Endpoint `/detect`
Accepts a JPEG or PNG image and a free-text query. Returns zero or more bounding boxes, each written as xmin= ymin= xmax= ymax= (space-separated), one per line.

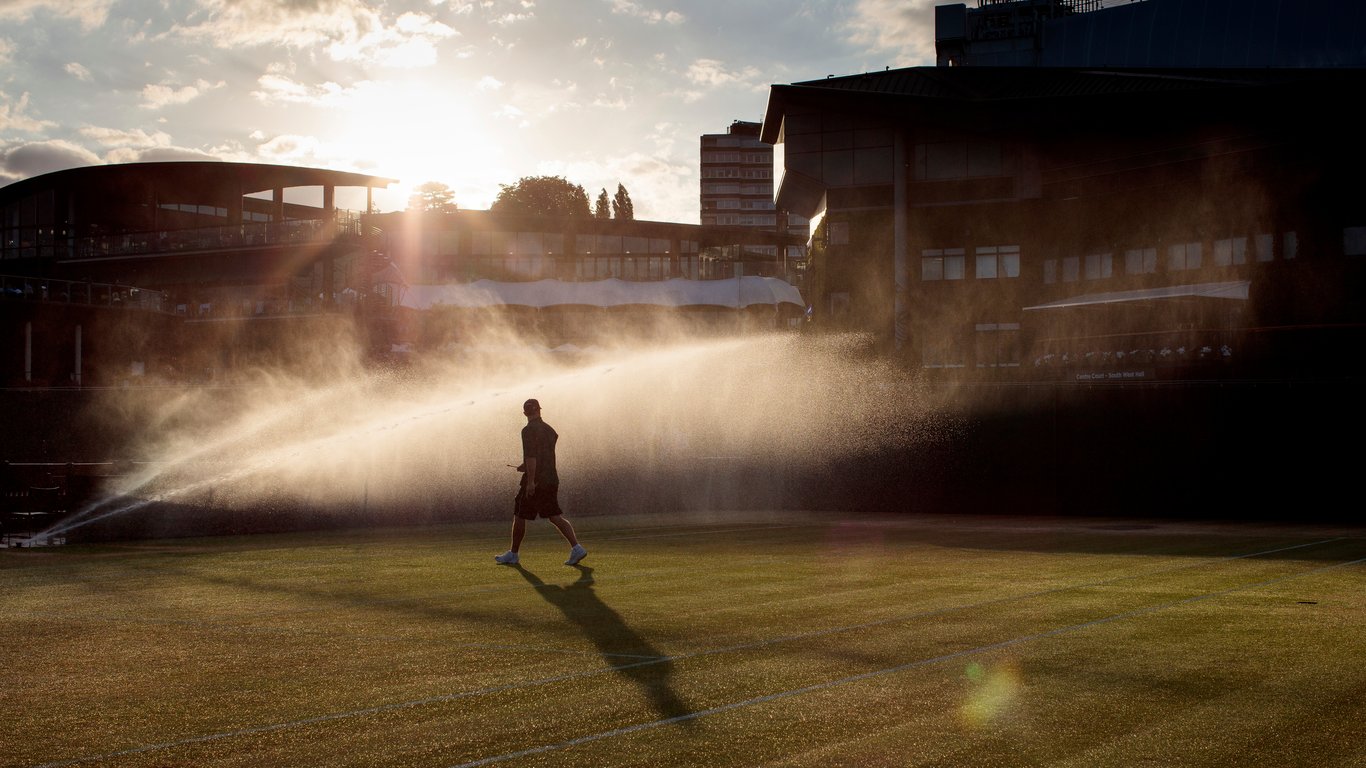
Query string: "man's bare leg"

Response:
xmin=546 ymin=515 xmax=578 ymax=546
xmin=510 ymin=516 xmax=527 ymax=552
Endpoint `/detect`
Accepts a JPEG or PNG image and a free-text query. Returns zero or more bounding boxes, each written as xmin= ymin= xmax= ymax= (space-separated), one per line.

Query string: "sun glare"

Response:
xmin=330 ymin=77 xmax=510 ymax=212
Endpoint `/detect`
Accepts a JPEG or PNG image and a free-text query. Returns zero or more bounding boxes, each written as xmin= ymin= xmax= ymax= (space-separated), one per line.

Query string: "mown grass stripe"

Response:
xmin=449 ymin=553 xmax=1366 ymax=768
xmin=30 ymin=536 xmax=1351 ymax=767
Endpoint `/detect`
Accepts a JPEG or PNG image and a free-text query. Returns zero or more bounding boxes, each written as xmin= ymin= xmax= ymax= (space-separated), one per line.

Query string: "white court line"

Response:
xmin=30 ymin=537 xmax=1352 ymax=768
xmin=451 ymin=552 xmax=1366 ymax=768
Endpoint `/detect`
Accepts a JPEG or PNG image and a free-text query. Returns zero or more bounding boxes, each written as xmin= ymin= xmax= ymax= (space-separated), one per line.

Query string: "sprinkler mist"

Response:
xmin=41 ymin=332 xmax=962 ymax=541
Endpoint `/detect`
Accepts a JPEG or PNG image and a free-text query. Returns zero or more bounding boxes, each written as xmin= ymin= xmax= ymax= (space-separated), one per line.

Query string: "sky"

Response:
xmin=0 ymin=0 xmax=941 ymax=224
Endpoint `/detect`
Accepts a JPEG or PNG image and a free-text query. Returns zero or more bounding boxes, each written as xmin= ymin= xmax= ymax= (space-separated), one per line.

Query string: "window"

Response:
xmin=1213 ymin=237 xmax=1247 ymax=266
xmin=976 ymin=245 xmax=1020 ymax=279
xmin=976 ymin=251 xmax=996 ymax=279
xmin=921 ymin=333 xmax=967 ymax=369
xmin=597 ymin=235 xmax=622 ymax=255
xmin=437 ymin=231 xmax=460 ymax=255
xmin=1345 ymin=227 xmax=1366 ymax=256
xmin=922 ymin=142 xmax=966 ymax=180
xmin=1125 ymin=248 xmax=1157 ymax=275
xmin=916 ymin=140 xmax=1004 ymax=180
xmin=515 ymin=232 xmax=544 ymax=256
xmin=1283 ymin=231 xmax=1298 ymax=260
xmin=975 ymin=322 xmax=1021 ymax=368
xmin=1084 ymin=252 xmax=1113 ymax=280
xmin=1168 ymin=242 xmax=1202 ymax=271
xmin=1062 ymin=256 xmax=1079 ymax=282
xmin=922 ymin=248 xmax=965 ymax=281
xmin=1255 ymin=233 xmax=1274 ymax=262
xmin=1043 ymin=259 xmax=1056 ymax=284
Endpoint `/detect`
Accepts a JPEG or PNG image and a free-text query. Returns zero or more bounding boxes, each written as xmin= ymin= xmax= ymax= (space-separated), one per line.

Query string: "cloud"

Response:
xmin=79 ymin=125 xmax=174 ymax=149
xmin=432 ymin=0 xmax=477 ymax=13
xmin=255 ymin=133 xmax=330 ymax=165
xmin=105 ymin=146 xmax=223 ymax=164
xmin=140 ymin=79 xmax=226 ymax=110
xmin=0 ymin=0 xmax=114 ymax=30
xmin=65 ymin=62 xmax=93 ymax=81
xmin=685 ymin=59 xmax=763 ymax=90
xmin=173 ymin=0 xmax=456 ymax=68
xmin=842 ymin=0 xmax=939 ymax=66
xmin=476 ymin=76 xmax=504 ymax=91
xmin=327 ymin=11 xmax=456 ymax=67
xmin=0 ymin=92 xmax=56 ymax=133
xmin=608 ymin=0 xmax=684 ymax=25
xmin=0 ymin=39 xmax=12 ymax=66
xmin=490 ymin=11 xmax=534 ymax=26
xmin=0 ymin=139 xmax=102 ymax=181
xmin=251 ymin=69 xmax=367 ymax=107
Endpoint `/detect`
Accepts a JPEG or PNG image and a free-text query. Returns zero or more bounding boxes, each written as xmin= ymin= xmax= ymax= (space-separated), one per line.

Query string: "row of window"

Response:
xmin=408 ymin=231 xmax=701 ymax=258
xmin=921 ymin=246 xmax=1021 ymax=281
xmin=702 ymin=137 xmax=767 ymax=149
xmin=158 ymin=203 xmax=274 ymax=223
xmin=702 ymin=168 xmax=773 ymax=180
xmin=701 ymin=183 xmax=773 ymax=195
xmin=707 ymin=214 xmax=779 ymax=227
xmin=1043 ymin=234 xmax=1299 ymax=283
xmin=919 ymin=232 xmax=1319 ymax=283
xmin=425 ymin=255 xmax=725 ymax=283
xmin=921 ymin=322 xmax=1021 ymax=369
xmin=711 ymin=199 xmax=775 ymax=211
xmin=701 ymin=152 xmax=771 ymax=164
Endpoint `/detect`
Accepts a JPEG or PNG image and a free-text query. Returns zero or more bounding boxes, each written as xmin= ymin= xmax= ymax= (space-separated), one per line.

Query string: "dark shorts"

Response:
xmin=514 ymin=482 xmax=562 ymax=520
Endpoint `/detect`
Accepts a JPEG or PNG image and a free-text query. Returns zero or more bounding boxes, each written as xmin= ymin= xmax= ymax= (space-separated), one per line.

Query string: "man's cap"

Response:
xmin=523 ymin=398 xmax=541 ymax=411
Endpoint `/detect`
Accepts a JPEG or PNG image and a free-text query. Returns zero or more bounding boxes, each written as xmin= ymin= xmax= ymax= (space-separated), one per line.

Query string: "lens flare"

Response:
xmin=960 ymin=659 xmax=1022 ymax=728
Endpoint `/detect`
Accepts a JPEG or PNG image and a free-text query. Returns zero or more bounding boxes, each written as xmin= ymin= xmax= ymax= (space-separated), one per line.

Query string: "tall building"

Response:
xmin=700 ymin=121 xmax=808 ymax=274
xmin=935 ymin=0 xmax=1366 ymax=68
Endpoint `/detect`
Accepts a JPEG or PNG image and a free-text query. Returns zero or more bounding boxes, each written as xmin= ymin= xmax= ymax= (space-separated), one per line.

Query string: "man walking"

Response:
xmin=496 ymin=399 xmax=588 ymax=566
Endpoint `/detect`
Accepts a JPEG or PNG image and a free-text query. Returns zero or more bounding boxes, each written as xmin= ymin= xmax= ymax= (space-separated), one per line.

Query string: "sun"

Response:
xmin=326 ymin=76 xmax=512 ymax=212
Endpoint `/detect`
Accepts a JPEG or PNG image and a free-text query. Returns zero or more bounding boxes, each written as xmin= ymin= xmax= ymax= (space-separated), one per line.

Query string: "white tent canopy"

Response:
xmin=401 ymin=277 xmax=805 ymax=311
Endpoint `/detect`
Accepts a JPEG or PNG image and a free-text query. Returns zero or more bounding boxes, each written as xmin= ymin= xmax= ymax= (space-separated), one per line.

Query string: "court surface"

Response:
xmin=3 ymin=511 xmax=1364 ymax=767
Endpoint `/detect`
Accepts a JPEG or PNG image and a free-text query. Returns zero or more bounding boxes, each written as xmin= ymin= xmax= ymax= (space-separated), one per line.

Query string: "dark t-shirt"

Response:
xmin=521 ymin=417 xmax=559 ymax=486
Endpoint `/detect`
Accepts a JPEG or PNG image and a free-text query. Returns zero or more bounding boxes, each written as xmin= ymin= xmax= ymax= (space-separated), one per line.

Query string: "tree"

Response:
xmin=612 ymin=183 xmax=634 ymax=220
xmin=407 ymin=181 xmax=457 ymax=213
xmin=491 ymin=175 xmax=591 ymax=218
xmin=594 ymin=188 xmax=611 ymax=219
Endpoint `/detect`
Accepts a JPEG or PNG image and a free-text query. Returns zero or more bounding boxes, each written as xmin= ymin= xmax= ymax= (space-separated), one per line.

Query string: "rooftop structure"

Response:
xmin=935 ymin=0 xmax=1366 ymax=68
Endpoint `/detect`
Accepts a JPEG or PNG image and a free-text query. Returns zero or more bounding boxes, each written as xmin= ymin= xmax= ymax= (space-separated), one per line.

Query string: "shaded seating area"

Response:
xmin=1 ymin=462 xmax=69 ymax=547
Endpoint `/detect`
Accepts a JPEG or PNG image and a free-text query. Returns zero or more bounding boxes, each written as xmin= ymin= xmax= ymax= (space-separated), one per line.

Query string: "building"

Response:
xmin=368 ymin=208 xmax=807 ymax=348
xmin=700 ymin=120 xmax=809 ymax=271
xmin=761 ymin=65 xmax=1366 ymax=380
xmin=0 ymin=162 xmax=808 ymax=384
xmin=0 ymin=161 xmax=397 ymax=385
xmin=934 ymin=0 xmax=1366 ymax=69
xmin=762 ymin=0 xmax=1366 ymax=381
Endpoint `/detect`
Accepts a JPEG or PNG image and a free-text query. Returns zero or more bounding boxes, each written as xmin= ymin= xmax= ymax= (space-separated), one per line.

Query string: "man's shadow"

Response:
xmin=513 ymin=564 xmax=692 ymax=724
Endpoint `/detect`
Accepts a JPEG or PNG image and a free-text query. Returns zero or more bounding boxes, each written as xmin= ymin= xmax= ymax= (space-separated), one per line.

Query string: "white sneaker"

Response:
xmin=494 ymin=550 xmax=519 ymax=565
xmin=565 ymin=544 xmax=588 ymax=566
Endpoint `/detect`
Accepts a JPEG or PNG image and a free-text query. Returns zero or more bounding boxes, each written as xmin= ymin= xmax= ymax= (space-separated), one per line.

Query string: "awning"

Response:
xmin=1022 ymin=280 xmax=1250 ymax=311
xmin=401 ymin=277 xmax=805 ymax=311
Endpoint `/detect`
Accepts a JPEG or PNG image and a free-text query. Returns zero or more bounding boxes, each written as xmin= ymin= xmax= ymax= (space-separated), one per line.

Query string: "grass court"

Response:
xmin=3 ymin=511 xmax=1364 ymax=767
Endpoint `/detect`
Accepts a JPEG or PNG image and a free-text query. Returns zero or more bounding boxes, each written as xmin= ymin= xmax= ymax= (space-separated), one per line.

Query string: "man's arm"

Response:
xmin=524 ymin=457 xmax=538 ymax=494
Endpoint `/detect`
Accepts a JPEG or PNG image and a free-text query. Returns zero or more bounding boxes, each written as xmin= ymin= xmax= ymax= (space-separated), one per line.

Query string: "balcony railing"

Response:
xmin=0 ymin=274 xmax=168 ymax=313
xmin=70 ymin=211 xmax=367 ymax=261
